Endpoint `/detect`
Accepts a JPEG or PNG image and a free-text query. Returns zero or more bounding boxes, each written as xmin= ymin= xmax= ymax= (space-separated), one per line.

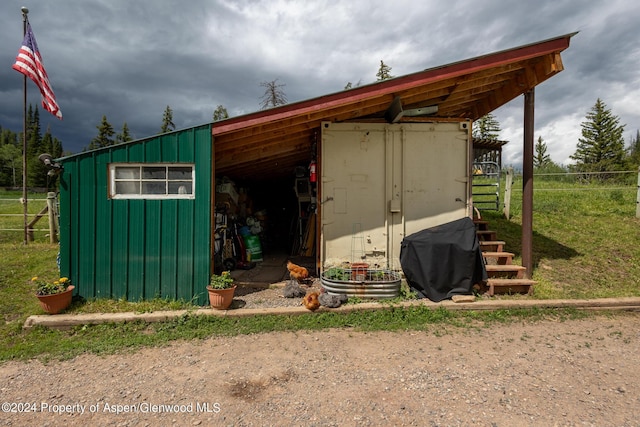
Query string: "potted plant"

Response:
xmin=206 ymin=271 xmax=236 ymax=310
xmin=32 ymin=276 xmax=75 ymax=314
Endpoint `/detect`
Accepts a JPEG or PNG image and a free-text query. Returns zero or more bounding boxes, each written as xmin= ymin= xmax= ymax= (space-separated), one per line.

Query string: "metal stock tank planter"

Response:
xmin=320 ymin=267 xmax=401 ymax=299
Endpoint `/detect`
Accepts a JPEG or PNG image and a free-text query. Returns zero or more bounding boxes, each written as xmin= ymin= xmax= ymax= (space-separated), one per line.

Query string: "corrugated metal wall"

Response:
xmin=58 ymin=124 xmax=212 ymax=305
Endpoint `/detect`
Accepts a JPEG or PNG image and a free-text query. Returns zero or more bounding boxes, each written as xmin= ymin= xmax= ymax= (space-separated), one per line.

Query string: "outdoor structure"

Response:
xmin=473 ymin=138 xmax=508 ymax=169
xmin=56 ymin=33 xmax=575 ymax=304
xmin=472 ymin=138 xmax=508 ymax=211
xmin=58 ymin=126 xmax=213 ymax=304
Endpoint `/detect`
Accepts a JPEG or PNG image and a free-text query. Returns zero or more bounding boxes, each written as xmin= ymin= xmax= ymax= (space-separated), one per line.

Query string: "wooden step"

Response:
xmin=485 ymin=278 xmax=535 ymax=296
xmin=473 ymin=219 xmax=490 ymax=231
xmin=485 ymin=264 xmax=526 ymax=279
xmin=476 ymin=230 xmax=497 ymax=241
xmin=480 ymin=240 xmax=505 ymax=252
xmin=482 ymin=251 xmax=514 ymax=265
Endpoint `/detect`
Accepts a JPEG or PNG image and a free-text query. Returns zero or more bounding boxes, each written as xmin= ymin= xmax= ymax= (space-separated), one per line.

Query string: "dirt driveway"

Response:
xmin=2 ymin=313 xmax=639 ymax=426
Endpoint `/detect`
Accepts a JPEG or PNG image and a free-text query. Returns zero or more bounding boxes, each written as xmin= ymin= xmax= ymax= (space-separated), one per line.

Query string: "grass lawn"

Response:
xmin=486 ymin=177 xmax=640 ymax=299
xmin=1 ymin=180 xmax=639 ymax=362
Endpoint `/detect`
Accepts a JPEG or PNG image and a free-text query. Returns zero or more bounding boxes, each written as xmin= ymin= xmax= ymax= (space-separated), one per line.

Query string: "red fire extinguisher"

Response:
xmin=309 ymin=160 xmax=317 ymax=183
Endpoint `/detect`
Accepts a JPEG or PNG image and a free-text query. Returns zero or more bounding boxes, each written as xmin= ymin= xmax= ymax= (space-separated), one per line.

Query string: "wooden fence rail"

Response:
xmin=0 ymin=192 xmax=58 ymax=243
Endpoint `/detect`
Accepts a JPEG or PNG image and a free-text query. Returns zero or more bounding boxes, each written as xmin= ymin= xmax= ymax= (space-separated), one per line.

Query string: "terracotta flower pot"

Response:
xmin=206 ymin=285 xmax=236 ymax=310
xmin=350 ymin=263 xmax=369 ymax=281
xmin=36 ymin=285 xmax=75 ymax=314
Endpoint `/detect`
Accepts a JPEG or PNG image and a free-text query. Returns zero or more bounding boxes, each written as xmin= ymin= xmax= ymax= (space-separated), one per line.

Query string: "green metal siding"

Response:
xmin=58 ymin=124 xmax=212 ymax=305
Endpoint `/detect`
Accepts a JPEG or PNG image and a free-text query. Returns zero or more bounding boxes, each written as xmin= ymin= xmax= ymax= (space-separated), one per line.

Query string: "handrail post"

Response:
xmin=636 ymin=166 xmax=640 ymax=219
xmin=504 ymin=167 xmax=513 ymax=220
xmin=47 ymin=192 xmax=58 ymax=243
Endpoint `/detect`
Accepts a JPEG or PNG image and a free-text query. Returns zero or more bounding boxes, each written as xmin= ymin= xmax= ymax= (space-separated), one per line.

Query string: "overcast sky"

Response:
xmin=1 ymin=0 xmax=639 ymax=168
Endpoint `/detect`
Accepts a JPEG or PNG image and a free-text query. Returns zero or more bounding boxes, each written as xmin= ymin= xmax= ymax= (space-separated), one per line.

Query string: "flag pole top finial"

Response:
xmin=21 ymin=6 xmax=29 ymax=14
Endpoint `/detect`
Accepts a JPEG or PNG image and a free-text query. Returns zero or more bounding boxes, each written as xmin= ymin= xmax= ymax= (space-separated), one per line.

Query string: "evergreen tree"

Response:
xmin=627 ymin=130 xmax=640 ymax=168
xmin=30 ymin=128 xmax=56 ymax=189
xmin=570 ymin=98 xmax=626 ymax=180
xmin=26 ymin=106 xmax=46 ymax=188
xmin=534 ymin=136 xmax=551 ymax=169
xmin=259 ymin=79 xmax=287 ymax=110
xmin=472 ymin=112 xmax=501 ymax=140
xmin=344 ymin=79 xmax=362 ymax=90
xmin=26 ymin=106 xmax=42 ymax=159
xmin=88 ymin=115 xmax=115 ymax=150
xmin=212 ymin=105 xmax=229 ymax=122
xmin=376 ymin=60 xmax=393 ymax=81
xmin=0 ymin=106 xmax=65 ymax=187
xmin=116 ymin=122 xmax=132 ymax=144
xmin=160 ymin=105 xmax=175 ymax=133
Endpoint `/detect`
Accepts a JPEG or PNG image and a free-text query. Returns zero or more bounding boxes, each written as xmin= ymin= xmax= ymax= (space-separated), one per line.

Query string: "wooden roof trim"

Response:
xmin=212 ymin=33 xmax=575 ymax=136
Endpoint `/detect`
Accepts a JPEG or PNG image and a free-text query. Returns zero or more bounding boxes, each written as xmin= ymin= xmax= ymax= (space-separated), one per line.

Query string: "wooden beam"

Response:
xmin=522 ymin=89 xmax=535 ymax=278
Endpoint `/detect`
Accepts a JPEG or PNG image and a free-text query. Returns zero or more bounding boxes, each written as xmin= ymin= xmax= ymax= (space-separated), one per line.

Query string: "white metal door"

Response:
xmin=320 ymin=122 xmax=470 ymax=269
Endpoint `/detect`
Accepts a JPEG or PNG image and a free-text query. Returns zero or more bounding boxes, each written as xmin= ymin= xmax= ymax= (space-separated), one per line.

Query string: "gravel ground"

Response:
xmin=2 ymin=311 xmax=639 ymax=426
xmin=232 ymin=280 xmax=324 ymax=310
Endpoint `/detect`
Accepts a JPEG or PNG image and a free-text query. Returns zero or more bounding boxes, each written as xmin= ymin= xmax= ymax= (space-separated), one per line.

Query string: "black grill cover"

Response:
xmin=400 ymin=217 xmax=487 ymax=302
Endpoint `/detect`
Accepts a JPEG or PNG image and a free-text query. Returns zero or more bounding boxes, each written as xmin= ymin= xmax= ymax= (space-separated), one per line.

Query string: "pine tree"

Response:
xmin=212 ymin=105 xmax=229 ymax=122
xmin=160 ymin=105 xmax=175 ymax=133
xmin=376 ymin=60 xmax=393 ymax=81
xmin=534 ymin=136 xmax=551 ymax=169
xmin=88 ymin=115 xmax=115 ymax=150
xmin=116 ymin=122 xmax=132 ymax=144
xmin=472 ymin=112 xmax=501 ymax=140
xmin=570 ymin=98 xmax=626 ymax=180
xmin=259 ymin=79 xmax=287 ymax=110
xmin=344 ymin=79 xmax=361 ymax=90
xmin=1 ymin=105 xmax=65 ymax=187
xmin=31 ymin=129 xmax=55 ymax=189
xmin=627 ymin=130 xmax=640 ymax=168
xmin=26 ymin=106 xmax=45 ymax=188
xmin=26 ymin=106 xmax=42 ymax=159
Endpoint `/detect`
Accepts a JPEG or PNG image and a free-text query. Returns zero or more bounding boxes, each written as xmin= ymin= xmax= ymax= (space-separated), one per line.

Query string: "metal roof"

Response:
xmin=213 ymin=33 xmax=575 ymax=181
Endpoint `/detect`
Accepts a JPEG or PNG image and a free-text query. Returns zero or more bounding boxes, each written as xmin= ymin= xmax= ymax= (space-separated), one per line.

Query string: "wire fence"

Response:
xmin=502 ymin=168 xmax=640 ymax=218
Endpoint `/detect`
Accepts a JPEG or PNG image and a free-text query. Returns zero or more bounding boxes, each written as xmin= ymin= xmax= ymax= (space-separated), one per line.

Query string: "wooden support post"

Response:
xmin=27 ymin=204 xmax=48 ymax=242
xmin=636 ymin=166 xmax=640 ymax=219
xmin=504 ymin=167 xmax=513 ymax=220
xmin=47 ymin=192 xmax=59 ymax=244
xmin=522 ymin=89 xmax=535 ymax=279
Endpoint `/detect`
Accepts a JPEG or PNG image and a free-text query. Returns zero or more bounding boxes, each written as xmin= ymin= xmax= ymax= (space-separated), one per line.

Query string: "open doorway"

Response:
xmin=214 ymin=171 xmax=315 ymax=284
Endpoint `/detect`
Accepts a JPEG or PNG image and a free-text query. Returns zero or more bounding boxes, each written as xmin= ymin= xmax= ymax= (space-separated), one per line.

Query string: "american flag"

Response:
xmin=12 ymin=22 xmax=62 ymax=120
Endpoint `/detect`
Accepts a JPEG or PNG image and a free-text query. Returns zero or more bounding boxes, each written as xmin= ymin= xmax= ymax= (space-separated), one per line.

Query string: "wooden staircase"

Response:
xmin=474 ymin=219 xmax=535 ymax=296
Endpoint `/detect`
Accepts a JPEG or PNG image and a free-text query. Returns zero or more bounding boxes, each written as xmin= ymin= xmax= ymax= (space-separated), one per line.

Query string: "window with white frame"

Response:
xmin=109 ymin=163 xmax=195 ymax=199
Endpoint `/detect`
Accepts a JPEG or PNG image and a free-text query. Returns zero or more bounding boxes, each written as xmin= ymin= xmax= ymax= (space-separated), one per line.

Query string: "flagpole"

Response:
xmin=21 ymin=6 xmax=29 ymax=245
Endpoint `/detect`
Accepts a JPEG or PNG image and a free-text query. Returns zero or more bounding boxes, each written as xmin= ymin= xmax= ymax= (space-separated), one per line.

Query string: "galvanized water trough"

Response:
xmin=320 ymin=268 xmax=402 ymax=299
